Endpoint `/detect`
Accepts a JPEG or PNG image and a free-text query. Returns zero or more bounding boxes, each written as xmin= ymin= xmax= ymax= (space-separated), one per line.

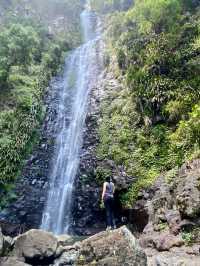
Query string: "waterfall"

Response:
xmin=41 ymin=3 xmax=100 ymax=234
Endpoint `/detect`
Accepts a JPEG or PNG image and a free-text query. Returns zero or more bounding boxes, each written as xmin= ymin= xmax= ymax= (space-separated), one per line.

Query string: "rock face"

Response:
xmin=70 ymin=34 xmax=111 ymax=235
xmin=132 ymin=160 xmax=200 ymax=235
xmin=72 ymin=71 xmax=106 ymax=235
xmin=175 ymin=161 xmax=200 ymax=218
xmin=0 ymin=226 xmax=147 ymax=266
xmin=132 ymin=159 xmax=200 ymax=264
xmin=72 ymin=71 xmax=134 ymax=235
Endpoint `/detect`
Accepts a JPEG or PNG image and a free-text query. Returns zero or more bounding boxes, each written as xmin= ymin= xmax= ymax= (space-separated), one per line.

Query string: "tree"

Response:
xmin=0 ymin=24 xmax=40 ymax=86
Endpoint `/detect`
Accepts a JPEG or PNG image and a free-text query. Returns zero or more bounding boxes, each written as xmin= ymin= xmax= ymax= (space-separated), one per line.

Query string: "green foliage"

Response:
xmin=0 ymin=109 xmax=39 ymax=183
xmin=97 ymin=0 xmax=200 ymax=207
xmin=0 ymin=183 xmax=17 ymax=210
xmin=0 ymin=0 xmax=82 ymax=46
xmin=182 ymin=227 xmax=200 ymax=245
xmin=0 ymin=23 xmax=40 ymax=67
xmin=95 ymin=166 xmax=112 ymax=184
xmin=128 ymin=0 xmax=181 ymax=34
xmin=0 ymin=1 xmax=81 ymax=200
xmin=157 ymin=221 xmax=168 ymax=231
xmin=182 ymin=231 xmax=194 ymax=245
xmin=121 ymin=169 xmax=158 ymax=207
xmin=170 ymin=103 xmax=200 ymax=160
xmin=165 ymin=166 xmax=179 ymax=183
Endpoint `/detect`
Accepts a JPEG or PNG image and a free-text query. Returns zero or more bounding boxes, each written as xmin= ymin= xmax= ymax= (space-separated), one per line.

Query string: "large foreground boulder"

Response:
xmin=54 ymin=226 xmax=147 ymax=265
xmin=13 ymin=229 xmax=58 ymax=264
xmin=76 ymin=226 xmax=147 ymax=266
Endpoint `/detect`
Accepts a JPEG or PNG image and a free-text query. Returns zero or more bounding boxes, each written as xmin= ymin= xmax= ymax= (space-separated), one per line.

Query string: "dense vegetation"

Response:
xmin=0 ymin=0 xmax=82 ymax=206
xmin=93 ymin=0 xmax=200 ymax=206
xmin=90 ymin=0 xmax=134 ymax=13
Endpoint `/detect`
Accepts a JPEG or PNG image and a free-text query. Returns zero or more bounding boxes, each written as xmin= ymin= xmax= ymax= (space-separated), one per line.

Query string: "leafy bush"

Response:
xmin=171 ymin=103 xmax=200 ymax=159
xmin=129 ymin=0 xmax=181 ymax=34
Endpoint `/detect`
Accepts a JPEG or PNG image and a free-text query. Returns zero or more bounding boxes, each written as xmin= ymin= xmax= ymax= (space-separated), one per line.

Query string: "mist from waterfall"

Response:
xmin=41 ymin=1 xmax=100 ymax=234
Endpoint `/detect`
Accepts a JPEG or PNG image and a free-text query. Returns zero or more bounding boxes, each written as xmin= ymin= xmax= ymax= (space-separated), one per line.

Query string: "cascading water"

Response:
xmin=41 ymin=2 xmax=100 ymax=234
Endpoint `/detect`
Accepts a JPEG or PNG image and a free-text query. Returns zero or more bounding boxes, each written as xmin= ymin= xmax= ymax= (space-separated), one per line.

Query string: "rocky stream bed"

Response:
xmin=1 ymin=225 xmax=200 ymax=266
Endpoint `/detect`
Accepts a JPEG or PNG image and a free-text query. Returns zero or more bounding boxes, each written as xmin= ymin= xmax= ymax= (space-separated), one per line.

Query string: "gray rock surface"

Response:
xmin=148 ymin=252 xmax=200 ymax=266
xmin=175 ymin=162 xmax=200 ymax=218
xmin=13 ymin=229 xmax=58 ymax=263
xmin=54 ymin=226 xmax=148 ymax=265
xmin=134 ymin=159 xmax=200 ymax=237
xmin=77 ymin=226 xmax=147 ymax=266
xmin=154 ymin=232 xmax=184 ymax=251
xmin=72 ymin=71 xmax=135 ymax=235
xmin=0 ymin=257 xmax=30 ymax=266
xmin=55 ymin=235 xmax=73 ymax=246
xmin=53 ymin=244 xmax=80 ymax=266
xmin=136 ymin=160 xmax=200 ymax=264
xmin=139 ymin=230 xmax=184 ymax=251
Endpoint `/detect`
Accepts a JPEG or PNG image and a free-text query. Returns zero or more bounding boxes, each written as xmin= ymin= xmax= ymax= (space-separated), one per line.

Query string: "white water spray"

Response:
xmin=41 ymin=2 xmax=100 ymax=234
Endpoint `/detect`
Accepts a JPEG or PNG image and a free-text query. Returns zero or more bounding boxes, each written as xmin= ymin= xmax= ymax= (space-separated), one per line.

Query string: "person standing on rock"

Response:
xmin=101 ymin=177 xmax=116 ymax=230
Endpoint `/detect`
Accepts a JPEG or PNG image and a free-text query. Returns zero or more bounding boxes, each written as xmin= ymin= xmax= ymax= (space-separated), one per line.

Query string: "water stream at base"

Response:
xmin=41 ymin=2 xmax=100 ymax=234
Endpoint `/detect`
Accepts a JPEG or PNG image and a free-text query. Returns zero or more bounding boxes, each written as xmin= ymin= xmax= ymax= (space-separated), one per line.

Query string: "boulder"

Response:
xmin=150 ymin=252 xmax=200 ymax=266
xmin=139 ymin=235 xmax=155 ymax=249
xmin=0 ymin=257 xmax=30 ymax=266
xmin=154 ymin=232 xmax=184 ymax=251
xmin=56 ymin=234 xmax=73 ymax=246
xmin=13 ymin=229 xmax=58 ymax=264
xmin=53 ymin=244 xmax=81 ymax=266
xmin=56 ymin=227 xmax=147 ymax=265
xmin=176 ymin=169 xmax=200 ymax=218
xmin=77 ymin=226 xmax=147 ymax=266
xmin=133 ymin=160 xmax=200 ymax=240
xmin=165 ymin=210 xmax=181 ymax=234
xmin=139 ymin=231 xmax=184 ymax=251
xmin=143 ymin=222 xmax=154 ymax=234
